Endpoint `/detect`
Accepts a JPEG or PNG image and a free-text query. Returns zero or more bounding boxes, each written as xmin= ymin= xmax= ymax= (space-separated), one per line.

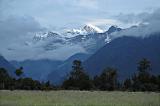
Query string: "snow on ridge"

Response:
xmin=85 ymin=24 xmax=104 ymax=33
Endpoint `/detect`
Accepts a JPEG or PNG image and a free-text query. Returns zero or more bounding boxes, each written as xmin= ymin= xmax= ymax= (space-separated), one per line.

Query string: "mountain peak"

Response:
xmin=107 ymin=25 xmax=122 ymax=34
xmin=33 ymin=31 xmax=60 ymax=41
xmin=83 ymin=24 xmax=104 ymax=33
xmin=64 ymin=24 xmax=104 ymax=38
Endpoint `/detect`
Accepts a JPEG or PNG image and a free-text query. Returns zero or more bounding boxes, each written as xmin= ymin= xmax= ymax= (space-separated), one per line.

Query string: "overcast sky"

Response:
xmin=0 ymin=0 xmax=160 ymax=61
xmin=1 ymin=0 xmax=160 ymax=29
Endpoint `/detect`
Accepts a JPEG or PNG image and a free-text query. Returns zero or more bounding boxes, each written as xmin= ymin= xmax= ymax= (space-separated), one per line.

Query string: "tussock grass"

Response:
xmin=0 ymin=90 xmax=159 ymax=106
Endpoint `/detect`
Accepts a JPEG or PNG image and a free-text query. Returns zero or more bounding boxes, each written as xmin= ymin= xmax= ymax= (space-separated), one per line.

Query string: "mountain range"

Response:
xmin=48 ymin=53 xmax=90 ymax=84
xmin=1 ymin=24 xmax=160 ymax=84
xmin=64 ymin=24 xmax=104 ymax=37
xmin=31 ymin=24 xmax=115 ymax=54
xmin=11 ymin=59 xmax=63 ymax=80
xmin=0 ymin=55 xmax=16 ymax=76
xmin=47 ymin=32 xmax=160 ymax=84
xmin=84 ymin=34 xmax=160 ymax=80
xmin=8 ymin=25 xmax=121 ymax=81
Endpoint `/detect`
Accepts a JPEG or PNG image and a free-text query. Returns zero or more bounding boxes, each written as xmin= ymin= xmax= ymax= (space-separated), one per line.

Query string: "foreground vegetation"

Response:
xmin=0 ymin=58 xmax=159 ymax=106
xmin=0 ymin=58 xmax=160 ymax=91
xmin=0 ymin=90 xmax=159 ymax=106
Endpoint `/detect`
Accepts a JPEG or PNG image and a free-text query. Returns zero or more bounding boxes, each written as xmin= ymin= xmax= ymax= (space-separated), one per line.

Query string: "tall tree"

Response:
xmin=15 ymin=67 xmax=23 ymax=78
xmin=137 ymin=58 xmax=151 ymax=84
xmin=62 ymin=60 xmax=92 ymax=90
xmin=95 ymin=67 xmax=117 ymax=90
xmin=123 ymin=78 xmax=132 ymax=90
xmin=0 ymin=68 xmax=10 ymax=89
xmin=132 ymin=58 xmax=159 ymax=91
xmin=157 ymin=75 xmax=160 ymax=91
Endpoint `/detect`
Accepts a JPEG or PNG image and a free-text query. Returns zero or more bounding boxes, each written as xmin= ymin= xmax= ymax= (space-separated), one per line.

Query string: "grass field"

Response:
xmin=0 ymin=90 xmax=159 ymax=106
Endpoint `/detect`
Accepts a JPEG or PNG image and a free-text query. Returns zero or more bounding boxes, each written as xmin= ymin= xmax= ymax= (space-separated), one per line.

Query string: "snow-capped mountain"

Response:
xmin=30 ymin=25 xmax=121 ymax=53
xmin=64 ymin=24 xmax=104 ymax=38
xmin=33 ymin=31 xmax=62 ymax=41
xmin=20 ymin=25 xmax=122 ymax=61
xmin=9 ymin=25 xmax=122 ymax=81
xmin=33 ymin=24 xmax=104 ymax=40
xmin=83 ymin=24 xmax=104 ymax=33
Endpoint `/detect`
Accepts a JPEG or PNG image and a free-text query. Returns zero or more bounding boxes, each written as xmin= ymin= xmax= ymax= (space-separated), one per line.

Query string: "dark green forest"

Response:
xmin=0 ymin=58 xmax=159 ymax=91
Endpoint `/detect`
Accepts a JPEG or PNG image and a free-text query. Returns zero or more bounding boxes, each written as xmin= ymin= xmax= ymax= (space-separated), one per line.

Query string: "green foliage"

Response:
xmin=138 ymin=58 xmax=151 ymax=74
xmin=93 ymin=67 xmax=118 ymax=90
xmin=123 ymin=78 xmax=132 ymax=90
xmin=0 ymin=68 xmax=10 ymax=89
xmin=62 ymin=60 xmax=92 ymax=90
xmin=15 ymin=67 xmax=23 ymax=77
xmin=42 ymin=81 xmax=54 ymax=90
xmin=0 ymin=58 xmax=159 ymax=91
xmin=0 ymin=67 xmax=54 ymax=90
xmin=157 ymin=75 xmax=160 ymax=90
xmin=137 ymin=58 xmax=151 ymax=84
xmin=130 ymin=58 xmax=159 ymax=91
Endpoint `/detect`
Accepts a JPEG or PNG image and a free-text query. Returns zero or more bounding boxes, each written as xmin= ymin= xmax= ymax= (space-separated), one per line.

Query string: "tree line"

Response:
xmin=62 ymin=59 xmax=160 ymax=91
xmin=0 ymin=67 xmax=54 ymax=90
xmin=0 ymin=58 xmax=160 ymax=91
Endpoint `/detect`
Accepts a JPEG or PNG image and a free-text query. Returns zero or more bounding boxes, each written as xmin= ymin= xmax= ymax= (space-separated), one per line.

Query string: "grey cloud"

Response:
xmin=0 ymin=15 xmax=45 ymax=60
xmin=111 ymin=9 xmax=160 ymax=39
xmin=115 ymin=12 xmax=149 ymax=24
xmin=1 ymin=40 xmax=87 ymax=61
xmin=115 ymin=8 xmax=160 ymax=24
xmin=144 ymin=9 xmax=160 ymax=23
xmin=34 ymin=45 xmax=87 ymax=61
xmin=0 ymin=16 xmax=43 ymax=34
xmin=0 ymin=13 xmax=87 ymax=61
xmin=0 ymin=15 xmax=44 ymax=48
xmin=0 ymin=14 xmax=87 ymax=61
xmin=0 ymin=0 xmax=160 ymax=61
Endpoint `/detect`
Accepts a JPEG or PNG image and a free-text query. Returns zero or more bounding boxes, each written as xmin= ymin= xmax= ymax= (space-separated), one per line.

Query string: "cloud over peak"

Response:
xmin=0 ymin=0 xmax=160 ymax=61
xmin=111 ymin=8 xmax=160 ymax=39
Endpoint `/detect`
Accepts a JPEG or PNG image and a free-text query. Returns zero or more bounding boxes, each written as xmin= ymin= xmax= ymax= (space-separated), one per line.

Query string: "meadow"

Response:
xmin=0 ymin=90 xmax=159 ymax=106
